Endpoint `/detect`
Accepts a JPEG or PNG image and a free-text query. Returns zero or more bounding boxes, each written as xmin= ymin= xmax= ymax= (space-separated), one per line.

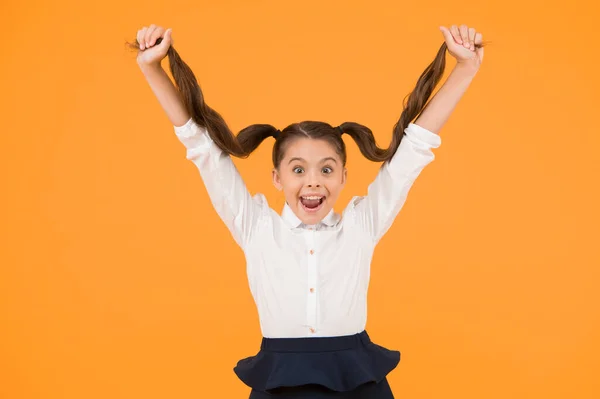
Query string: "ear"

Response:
xmin=342 ymin=167 xmax=348 ymax=185
xmin=272 ymin=168 xmax=283 ymax=191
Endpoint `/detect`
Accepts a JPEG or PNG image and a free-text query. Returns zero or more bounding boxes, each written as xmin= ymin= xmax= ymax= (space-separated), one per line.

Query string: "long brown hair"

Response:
xmin=129 ymin=38 xmax=483 ymax=166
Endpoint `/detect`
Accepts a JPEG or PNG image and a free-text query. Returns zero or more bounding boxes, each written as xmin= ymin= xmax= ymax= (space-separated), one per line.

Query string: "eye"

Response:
xmin=293 ymin=166 xmax=304 ymax=174
xmin=322 ymin=166 xmax=333 ymax=174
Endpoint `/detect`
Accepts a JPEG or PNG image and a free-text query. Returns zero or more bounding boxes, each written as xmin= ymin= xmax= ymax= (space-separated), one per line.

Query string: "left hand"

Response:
xmin=439 ymin=25 xmax=484 ymax=68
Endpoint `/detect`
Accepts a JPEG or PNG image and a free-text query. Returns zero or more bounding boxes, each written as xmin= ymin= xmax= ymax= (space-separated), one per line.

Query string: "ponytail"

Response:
xmin=129 ymin=38 xmax=484 ymax=165
xmin=129 ymin=37 xmax=277 ymax=158
xmin=340 ymin=42 xmax=477 ymax=162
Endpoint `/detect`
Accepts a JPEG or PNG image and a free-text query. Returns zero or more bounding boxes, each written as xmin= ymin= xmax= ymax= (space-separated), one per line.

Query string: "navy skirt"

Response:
xmin=234 ymin=331 xmax=400 ymax=398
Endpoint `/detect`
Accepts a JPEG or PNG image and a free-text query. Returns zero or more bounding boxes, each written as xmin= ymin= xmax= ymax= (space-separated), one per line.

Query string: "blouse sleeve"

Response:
xmin=173 ymin=118 xmax=265 ymax=249
xmin=349 ymin=122 xmax=442 ymax=243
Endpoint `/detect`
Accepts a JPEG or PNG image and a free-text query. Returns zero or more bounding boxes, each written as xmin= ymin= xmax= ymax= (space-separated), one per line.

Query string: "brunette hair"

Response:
xmin=129 ymin=37 xmax=484 ymax=166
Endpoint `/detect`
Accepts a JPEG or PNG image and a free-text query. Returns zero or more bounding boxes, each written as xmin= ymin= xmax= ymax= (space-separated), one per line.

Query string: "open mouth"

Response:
xmin=299 ymin=195 xmax=325 ymax=213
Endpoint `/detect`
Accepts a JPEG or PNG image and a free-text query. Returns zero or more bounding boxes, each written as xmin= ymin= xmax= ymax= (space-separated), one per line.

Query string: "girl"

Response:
xmin=130 ymin=23 xmax=484 ymax=399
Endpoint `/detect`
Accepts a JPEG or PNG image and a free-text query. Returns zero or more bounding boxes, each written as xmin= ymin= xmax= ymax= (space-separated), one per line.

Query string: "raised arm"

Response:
xmin=136 ymin=27 xmax=189 ymax=126
xmin=413 ymin=62 xmax=479 ymax=134
xmin=171 ymin=118 xmax=264 ymax=249
xmin=135 ymin=25 xmax=263 ymax=248
xmin=352 ymin=62 xmax=480 ymax=243
xmin=350 ymin=122 xmax=441 ymax=243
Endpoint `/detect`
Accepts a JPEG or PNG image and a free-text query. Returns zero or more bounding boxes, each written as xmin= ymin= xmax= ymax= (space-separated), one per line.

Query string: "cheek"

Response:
xmin=329 ymin=185 xmax=342 ymax=196
xmin=325 ymin=178 xmax=345 ymax=198
xmin=281 ymin=176 xmax=302 ymax=195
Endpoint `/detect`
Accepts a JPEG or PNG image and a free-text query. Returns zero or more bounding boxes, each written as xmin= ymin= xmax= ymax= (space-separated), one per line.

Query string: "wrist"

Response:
xmin=454 ymin=60 xmax=480 ymax=76
xmin=137 ymin=60 xmax=164 ymax=74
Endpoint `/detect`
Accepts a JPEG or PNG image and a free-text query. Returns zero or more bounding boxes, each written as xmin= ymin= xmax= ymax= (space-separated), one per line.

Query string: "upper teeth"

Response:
xmin=303 ymin=196 xmax=322 ymax=200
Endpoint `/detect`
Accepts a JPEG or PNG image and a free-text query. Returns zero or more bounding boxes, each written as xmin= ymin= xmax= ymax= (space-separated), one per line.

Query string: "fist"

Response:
xmin=135 ymin=24 xmax=173 ymax=66
xmin=439 ymin=24 xmax=484 ymax=67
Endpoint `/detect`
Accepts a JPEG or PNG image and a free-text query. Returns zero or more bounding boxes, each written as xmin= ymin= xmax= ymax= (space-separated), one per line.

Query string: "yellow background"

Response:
xmin=1 ymin=0 xmax=599 ymax=398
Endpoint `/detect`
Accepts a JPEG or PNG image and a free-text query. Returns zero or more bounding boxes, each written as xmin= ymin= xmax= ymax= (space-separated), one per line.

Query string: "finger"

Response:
xmin=149 ymin=26 xmax=165 ymax=47
xmin=144 ymin=24 xmax=157 ymax=47
xmin=459 ymin=25 xmax=470 ymax=48
xmin=474 ymin=32 xmax=483 ymax=46
xmin=450 ymin=25 xmax=462 ymax=44
xmin=137 ymin=27 xmax=147 ymax=50
xmin=468 ymin=27 xmax=476 ymax=50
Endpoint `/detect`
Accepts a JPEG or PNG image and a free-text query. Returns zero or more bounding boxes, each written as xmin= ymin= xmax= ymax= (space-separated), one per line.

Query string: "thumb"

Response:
xmin=439 ymin=26 xmax=454 ymax=43
xmin=476 ymin=45 xmax=484 ymax=62
xmin=161 ymin=28 xmax=173 ymax=49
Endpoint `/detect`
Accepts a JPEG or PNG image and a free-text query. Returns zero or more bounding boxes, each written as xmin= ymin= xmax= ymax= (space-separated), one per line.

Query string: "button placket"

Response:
xmin=305 ymin=229 xmax=318 ymax=334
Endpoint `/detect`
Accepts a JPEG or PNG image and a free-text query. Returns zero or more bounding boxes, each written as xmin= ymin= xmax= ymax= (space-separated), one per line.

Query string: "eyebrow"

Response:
xmin=288 ymin=157 xmax=338 ymax=165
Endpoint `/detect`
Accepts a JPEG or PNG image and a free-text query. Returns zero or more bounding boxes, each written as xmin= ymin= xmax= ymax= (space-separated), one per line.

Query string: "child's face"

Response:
xmin=273 ymin=138 xmax=347 ymax=225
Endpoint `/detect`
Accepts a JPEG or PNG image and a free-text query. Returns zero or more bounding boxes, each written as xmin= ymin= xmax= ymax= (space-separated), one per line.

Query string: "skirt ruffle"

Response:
xmin=234 ymin=331 xmax=400 ymax=393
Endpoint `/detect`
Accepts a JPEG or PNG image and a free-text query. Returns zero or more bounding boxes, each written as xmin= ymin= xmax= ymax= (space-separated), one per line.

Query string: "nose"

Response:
xmin=305 ymin=170 xmax=322 ymax=188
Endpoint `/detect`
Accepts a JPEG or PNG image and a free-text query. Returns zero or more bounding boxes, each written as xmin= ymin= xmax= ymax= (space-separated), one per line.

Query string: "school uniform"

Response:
xmin=174 ymin=118 xmax=441 ymax=398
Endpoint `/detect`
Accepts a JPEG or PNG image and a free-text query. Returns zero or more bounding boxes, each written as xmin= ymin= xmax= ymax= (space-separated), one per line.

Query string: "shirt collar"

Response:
xmin=281 ymin=202 xmax=340 ymax=229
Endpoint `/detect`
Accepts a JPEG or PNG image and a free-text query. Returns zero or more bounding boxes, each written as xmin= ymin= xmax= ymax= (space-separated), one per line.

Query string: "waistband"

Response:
xmin=260 ymin=330 xmax=372 ymax=353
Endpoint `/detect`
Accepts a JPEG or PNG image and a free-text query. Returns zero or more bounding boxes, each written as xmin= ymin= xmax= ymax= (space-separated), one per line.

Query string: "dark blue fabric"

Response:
xmin=234 ymin=331 xmax=400 ymax=398
xmin=248 ymin=378 xmax=394 ymax=398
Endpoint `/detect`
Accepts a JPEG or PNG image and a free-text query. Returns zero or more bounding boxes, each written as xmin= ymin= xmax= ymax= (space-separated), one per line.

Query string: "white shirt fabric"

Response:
xmin=174 ymin=118 xmax=441 ymax=338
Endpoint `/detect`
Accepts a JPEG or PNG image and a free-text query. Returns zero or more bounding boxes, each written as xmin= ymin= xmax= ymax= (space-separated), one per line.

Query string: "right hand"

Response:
xmin=136 ymin=24 xmax=173 ymax=66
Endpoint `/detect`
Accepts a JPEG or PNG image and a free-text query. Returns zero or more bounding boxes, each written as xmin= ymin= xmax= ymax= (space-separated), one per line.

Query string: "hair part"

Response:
xmin=128 ymin=38 xmax=485 ymax=167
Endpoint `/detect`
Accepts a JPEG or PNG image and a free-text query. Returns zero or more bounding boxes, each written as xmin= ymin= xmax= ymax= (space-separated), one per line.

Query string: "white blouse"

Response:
xmin=174 ymin=118 xmax=441 ymax=338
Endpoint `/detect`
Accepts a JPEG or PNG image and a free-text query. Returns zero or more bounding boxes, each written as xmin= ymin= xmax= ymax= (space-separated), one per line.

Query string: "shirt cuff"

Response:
xmin=173 ymin=118 xmax=214 ymax=159
xmin=174 ymin=117 xmax=198 ymax=138
xmin=405 ymin=123 xmax=442 ymax=149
